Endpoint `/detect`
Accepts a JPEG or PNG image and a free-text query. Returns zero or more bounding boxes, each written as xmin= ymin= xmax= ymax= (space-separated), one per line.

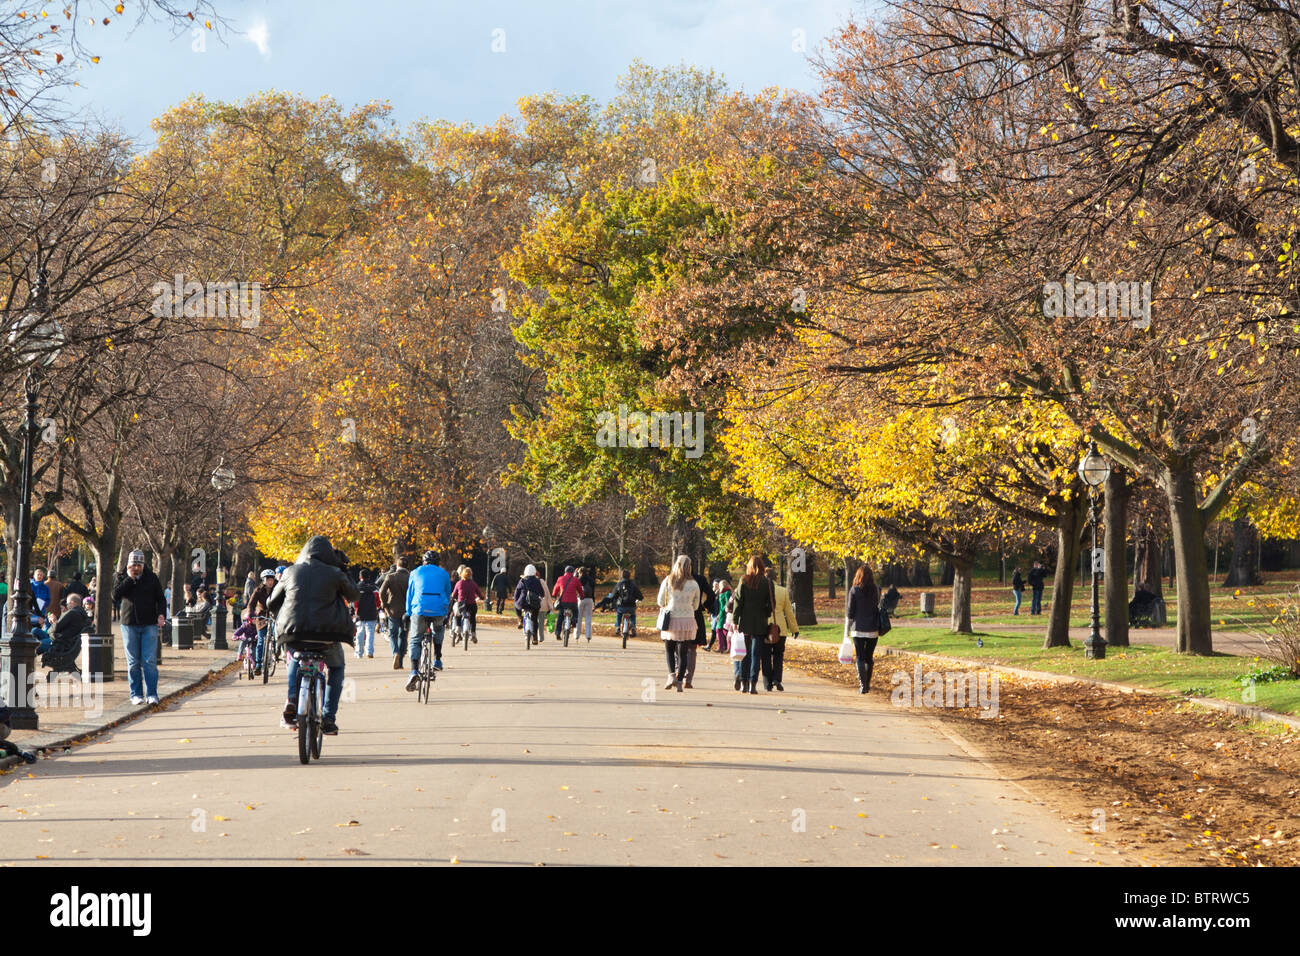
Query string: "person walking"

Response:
xmin=729 ymin=555 xmax=774 ymax=694
xmin=490 ymin=566 xmax=511 ymax=614
xmin=112 ymin=550 xmax=168 ymax=706
xmin=763 ymin=566 xmax=799 ymax=691
xmin=269 ymin=536 xmax=360 ymax=734
xmin=685 ymin=567 xmax=717 ymax=687
xmin=657 ymin=555 xmax=701 ymax=692
xmin=713 ymin=577 xmax=733 ymax=653
xmin=1011 ymin=567 xmax=1025 ymax=616
xmin=576 ymin=565 xmax=597 ymax=642
xmin=1027 ymin=561 xmax=1047 ymax=615
xmin=353 ymin=568 xmax=381 ymax=658
xmin=846 ymin=564 xmax=882 ymax=693
xmin=379 ymin=556 xmax=411 ymax=668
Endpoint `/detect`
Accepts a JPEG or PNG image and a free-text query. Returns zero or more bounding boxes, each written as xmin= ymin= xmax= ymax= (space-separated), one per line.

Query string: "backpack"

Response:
xmin=356 ymin=583 xmax=380 ymax=621
xmin=521 ymin=584 xmax=542 ymax=612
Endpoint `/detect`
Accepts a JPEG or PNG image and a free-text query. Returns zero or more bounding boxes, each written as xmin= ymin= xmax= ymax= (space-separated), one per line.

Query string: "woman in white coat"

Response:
xmin=657 ymin=555 xmax=701 ymax=692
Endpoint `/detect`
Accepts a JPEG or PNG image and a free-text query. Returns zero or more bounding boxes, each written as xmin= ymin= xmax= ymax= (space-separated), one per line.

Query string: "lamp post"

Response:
xmin=210 ymin=463 xmax=235 ymax=650
xmin=0 ymin=270 xmax=64 ymax=729
xmin=482 ymin=525 xmax=494 ymax=590
xmin=1078 ymin=441 xmax=1112 ymax=660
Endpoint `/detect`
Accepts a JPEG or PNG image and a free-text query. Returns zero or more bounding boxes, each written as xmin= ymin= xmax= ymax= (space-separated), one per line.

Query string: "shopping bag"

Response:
xmin=838 ymin=630 xmax=855 ymax=665
xmin=729 ymin=626 xmax=747 ymax=660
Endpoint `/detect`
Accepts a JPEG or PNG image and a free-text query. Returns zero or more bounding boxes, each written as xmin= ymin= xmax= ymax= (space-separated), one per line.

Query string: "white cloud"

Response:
xmin=245 ymin=18 xmax=270 ymax=59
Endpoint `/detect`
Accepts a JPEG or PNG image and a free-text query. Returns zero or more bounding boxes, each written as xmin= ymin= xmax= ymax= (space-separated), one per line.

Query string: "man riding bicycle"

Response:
xmin=405 ymin=550 xmax=451 ymax=691
xmin=551 ymin=565 xmax=584 ymax=642
xmin=270 ymin=536 xmax=360 ymax=735
xmin=612 ymin=569 xmax=643 ymax=637
xmin=245 ymin=568 xmax=277 ymax=674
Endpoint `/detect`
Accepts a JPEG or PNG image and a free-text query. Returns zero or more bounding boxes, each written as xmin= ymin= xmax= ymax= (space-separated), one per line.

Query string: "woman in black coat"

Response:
xmin=846 ymin=564 xmax=882 ymax=694
xmin=729 ymin=555 xmax=774 ymax=695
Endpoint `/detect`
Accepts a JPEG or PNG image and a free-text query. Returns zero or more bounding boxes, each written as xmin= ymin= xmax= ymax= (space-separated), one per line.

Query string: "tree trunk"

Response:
xmin=910 ymin=558 xmax=932 ymax=586
xmin=1164 ymin=467 xmax=1213 ymax=654
xmin=92 ymin=539 xmax=117 ymax=636
xmin=1043 ymin=493 xmax=1087 ymax=648
xmin=950 ymin=561 xmax=973 ymax=633
xmin=1133 ymin=521 xmax=1163 ymax=599
xmin=791 ymin=548 xmax=817 ymax=626
xmin=1221 ymin=516 xmax=1262 ymax=587
xmin=843 ymin=556 xmax=860 ymax=614
xmin=826 ymin=553 xmax=836 ymax=602
xmin=1104 ymin=467 xmax=1130 ymax=647
xmin=940 ymin=561 xmax=954 ymax=586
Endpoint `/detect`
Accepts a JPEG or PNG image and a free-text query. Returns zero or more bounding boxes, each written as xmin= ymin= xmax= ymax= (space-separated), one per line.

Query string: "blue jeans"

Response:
xmin=122 ymin=624 xmax=159 ymax=699
xmin=616 ymin=608 xmax=636 ymax=633
xmin=1031 ymin=586 xmax=1044 ymax=614
xmin=286 ymin=644 xmax=345 ymax=721
xmin=1012 ymin=589 xmax=1023 ymax=615
xmin=744 ymin=634 xmax=764 ymax=684
xmin=388 ymin=617 xmax=406 ymax=659
xmin=355 ymin=620 xmax=377 ymax=656
xmin=255 ymin=625 xmax=268 ymax=666
xmin=409 ymin=614 xmax=445 ymax=673
xmin=554 ymin=602 xmax=578 ymax=639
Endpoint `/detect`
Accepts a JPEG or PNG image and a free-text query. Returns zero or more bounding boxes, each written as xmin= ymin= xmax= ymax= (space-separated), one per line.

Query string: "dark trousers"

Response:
xmin=664 ymin=640 xmax=689 ymax=680
xmin=554 ymin=601 xmax=578 ymax=638
xmin=1030 ymin=586 xmax=1044 ymax=614
xmin=494 ymin=593 xmax=507 ymax=613
xmin=854 ymin=636 xmax=879 ymax=689
xmin=762 ymin=635 xmax=787 ymax=686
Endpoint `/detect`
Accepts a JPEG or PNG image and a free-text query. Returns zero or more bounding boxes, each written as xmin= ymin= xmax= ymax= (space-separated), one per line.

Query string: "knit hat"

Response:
xmin=128 ymin=550 xmax=146 ymax=566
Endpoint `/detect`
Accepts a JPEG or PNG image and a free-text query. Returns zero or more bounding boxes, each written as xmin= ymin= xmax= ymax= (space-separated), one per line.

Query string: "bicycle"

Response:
xmin=261 ymin=616 xmax=279 ymax=684
xmin=293 ymin=646 xmax=328 ymax=764
xmin=238 ymin=632 xmax=257 ymax=680
xmin=456 ymin=603 xmax=474 ymax=653
xmin=619 ymin=610 xmax=634 ymax=649
xmin=559 ymin=606 xmax=576 ymax=647
xmin=411 ymin=619 xmax=439 ymax=704
xmin=522 ymin=607 xmax=538 ymax=650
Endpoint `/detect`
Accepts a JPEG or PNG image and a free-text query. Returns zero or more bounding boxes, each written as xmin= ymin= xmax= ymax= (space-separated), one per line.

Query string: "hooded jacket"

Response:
xmin=267 ymin=536 xmax=361 ymax=647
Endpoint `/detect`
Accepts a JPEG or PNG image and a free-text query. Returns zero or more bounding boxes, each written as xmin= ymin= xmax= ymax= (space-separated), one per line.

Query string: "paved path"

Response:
xmin=1 ymin=622 xmax=1123 ymax=866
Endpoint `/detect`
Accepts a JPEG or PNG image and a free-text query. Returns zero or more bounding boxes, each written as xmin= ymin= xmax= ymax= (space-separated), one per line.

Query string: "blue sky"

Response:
xmin=62 ymin=0 xmax=872 ymax=142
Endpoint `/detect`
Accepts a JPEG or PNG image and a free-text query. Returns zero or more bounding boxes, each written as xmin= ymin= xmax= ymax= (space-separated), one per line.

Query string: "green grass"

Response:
xmin=796 ymin=621 xmax=1300 ymax=716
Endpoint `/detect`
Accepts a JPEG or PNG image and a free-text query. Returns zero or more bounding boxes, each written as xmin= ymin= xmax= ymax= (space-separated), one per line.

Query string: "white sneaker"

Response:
xmin=130 ymin=696 xmax=144 ymax=705
xmin=145 ymin=695 xmax=160 ymax=705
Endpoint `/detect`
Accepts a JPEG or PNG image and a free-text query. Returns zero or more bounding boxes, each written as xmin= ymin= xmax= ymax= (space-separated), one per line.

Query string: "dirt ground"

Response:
xmin=783 ymin=641 xmax=1300 ymax=867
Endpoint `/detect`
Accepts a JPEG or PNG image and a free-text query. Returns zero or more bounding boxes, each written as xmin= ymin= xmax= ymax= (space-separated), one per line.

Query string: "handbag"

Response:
xmin=765 ymin=580 xmax=781 ymax=644
xmin=656 ymin=605 xmax=672 ymax=631
xmin=877 ymin=602 xmax=892 ymax=637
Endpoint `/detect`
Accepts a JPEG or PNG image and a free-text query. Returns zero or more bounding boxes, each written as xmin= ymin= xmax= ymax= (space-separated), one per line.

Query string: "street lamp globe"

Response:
xmin=8 ymin=310 xmax=64 ymax=367
xmin=211 ymin=464 xmax=236 ymax=492
xmin=483 ymin=525 xmax=494 ymax=542
xmin=1077 ymin=441 xmax=1111 ymax=488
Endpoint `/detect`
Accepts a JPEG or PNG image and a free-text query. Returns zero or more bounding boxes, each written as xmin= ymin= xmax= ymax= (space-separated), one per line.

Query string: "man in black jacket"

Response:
xmin=43 ymin=594 xmax=90 ymax=672
xmin=1027 ymin=561 xmax=1048 ymax=615
xmin=269 ymin=535 xmax=360 ymax=735
xmin=112 ymin=550 xmax=168 ymax=706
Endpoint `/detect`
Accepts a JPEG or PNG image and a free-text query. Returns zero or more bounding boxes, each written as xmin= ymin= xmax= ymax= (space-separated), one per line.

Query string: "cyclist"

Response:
xmin=551 ymin=565 xmax=584 ymax=642
xmin=405 ymin=550 xmax=451 ymax=691
xmin=612 ymin=569 xmax=643 ymax=637
xmin=576 ymin=565 xmax=596 ymax=642
xmin=514 ymin=564 xmax=546 ymax=643
xmin=244 ymin=568 xmax=277 ymax=674
xmin=269 ymin=536 xmax=360 ymax=735
xmin=451 ymin=567 xmax=483 ymax=644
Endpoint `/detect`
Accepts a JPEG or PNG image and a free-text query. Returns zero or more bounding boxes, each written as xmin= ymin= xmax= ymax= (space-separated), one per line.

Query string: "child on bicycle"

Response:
xmin=451 ymin=567 xmax=483 ymax=644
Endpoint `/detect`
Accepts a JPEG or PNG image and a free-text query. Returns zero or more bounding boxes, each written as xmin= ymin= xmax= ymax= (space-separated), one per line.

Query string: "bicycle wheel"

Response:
xmin=297 ymin=688 xmax=311 ymax=765
xmin=563 ymin=614 xmax=570 ymax=647
xmin=310 ymin=678 xmax=323 ymax=759
xmin=420 ymin=656 xmax=433 ymax=704
xmin=267 ymin=636 xmax=279 ymax=679
xmin=524 ymin=614 xmax=532 ymax=650
xmin=463 ymin=617 xmax=471 ymax=652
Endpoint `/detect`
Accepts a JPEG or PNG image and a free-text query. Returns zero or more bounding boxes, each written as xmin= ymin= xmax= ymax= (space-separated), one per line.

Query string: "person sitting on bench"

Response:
xmin=42 ymin=593 xmax=90 ymax=675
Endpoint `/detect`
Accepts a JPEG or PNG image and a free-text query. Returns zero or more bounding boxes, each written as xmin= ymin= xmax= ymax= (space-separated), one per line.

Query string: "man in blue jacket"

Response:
xmin=405 ymin=550 xmax=450 ymax=691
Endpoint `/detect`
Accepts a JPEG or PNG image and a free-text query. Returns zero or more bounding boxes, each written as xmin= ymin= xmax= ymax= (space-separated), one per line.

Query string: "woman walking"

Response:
xmin=846 ymin=564 xmax=882 ymax=693
xmin=713 ymin=577 xmax=732 ymax=653
xmin=729 ymin=555 xmax=773 ymax=694
xmin=657 ymin=555 xmax=701 ymax=692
